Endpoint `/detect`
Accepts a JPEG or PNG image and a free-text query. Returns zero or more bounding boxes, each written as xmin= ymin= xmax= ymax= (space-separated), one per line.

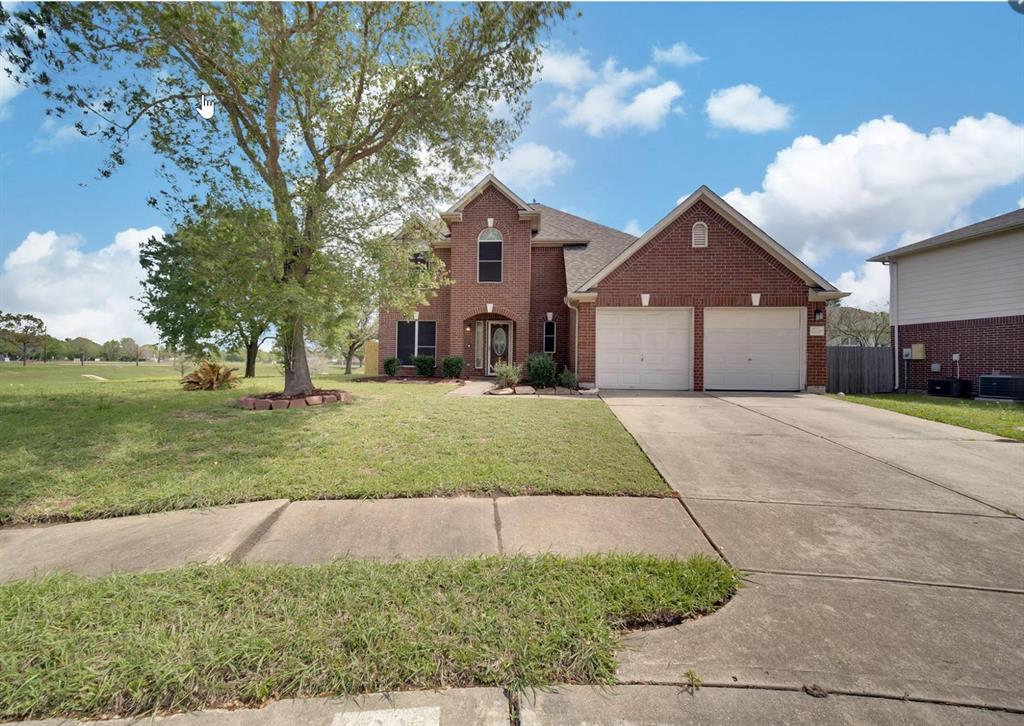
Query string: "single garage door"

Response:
xmin=704 ymin=307 xmax=804 ymax=391
xmin=596 ymin=307 xmax=692 ymax=389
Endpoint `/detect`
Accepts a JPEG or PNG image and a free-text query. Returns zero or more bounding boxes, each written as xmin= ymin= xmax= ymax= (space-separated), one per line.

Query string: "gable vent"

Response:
xmin=692 ymin=221 xmax=708 ymax=248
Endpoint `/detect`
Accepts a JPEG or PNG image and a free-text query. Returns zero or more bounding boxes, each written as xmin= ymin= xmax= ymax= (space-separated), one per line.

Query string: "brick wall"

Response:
xmin=529 ymin=246 xmax=569 ymax=370
xmin=576 ymin=302 xmax=596 ymax=383
xmin=896 ymin=315 xmax=1024 ymax=392
xmin=595 ymin=200 xmax=825 ymax=391
xmin=447 ymin=186 xmax=534 ymax=369
xmin=377 ymin=249 xmax=451 ymax=374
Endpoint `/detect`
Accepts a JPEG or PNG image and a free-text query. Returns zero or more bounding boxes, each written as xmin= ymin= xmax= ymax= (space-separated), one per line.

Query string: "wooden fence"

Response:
xmin=827 ymin=346 xmax=894 ymax=394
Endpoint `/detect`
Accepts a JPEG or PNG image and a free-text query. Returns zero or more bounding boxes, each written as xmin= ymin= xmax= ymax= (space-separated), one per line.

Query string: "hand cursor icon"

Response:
xmin=197 ymin=95 xmax=215 ymax=120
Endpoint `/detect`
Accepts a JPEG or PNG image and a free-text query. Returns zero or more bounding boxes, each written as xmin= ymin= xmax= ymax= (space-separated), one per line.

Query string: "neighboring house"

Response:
xmin=379 ymin=174 xmax=847 ymax=391
xmin=868 ymin=208 xmax=1024 ymax=392
xmin=827 ymin=306 xmax=891 ymax=347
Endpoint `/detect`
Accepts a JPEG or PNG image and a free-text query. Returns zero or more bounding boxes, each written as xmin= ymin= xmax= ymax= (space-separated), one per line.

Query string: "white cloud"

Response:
xmin=833 ymin=263 xmax=889 ymax=311
xmin=722 ymin=114 xmax=1024 ymax=263
xmin=31 ymin=117 xmax=86 ymax=152
xmin=0 ymin=226 xmax=164 ymax=342
xmin=0 ymin=57 xmax=24 ymax=121
xmin=653 ymin=42 xmax=705 ymax=67
xmin=705 ymin=84 xmax=792 ymax=133
xmin=623 ymin=219 xmax=644 ymax=236
xmin=1018 ymin=196 xmax=1024 ymax=209
xmin=553 ymin=59 xmax=683 ymax=137
xmin=538 ymin=48 xmax=597 ymax=90
xmin=491 ymin=142 xmax=574 ymax=190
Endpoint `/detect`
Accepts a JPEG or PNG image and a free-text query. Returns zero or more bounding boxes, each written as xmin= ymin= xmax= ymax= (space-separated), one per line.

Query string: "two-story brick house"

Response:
xmin=379 ymin=174 xmax=847 ymax=391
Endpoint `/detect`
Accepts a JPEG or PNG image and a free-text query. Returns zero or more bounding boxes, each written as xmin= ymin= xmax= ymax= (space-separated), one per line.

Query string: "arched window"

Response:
xmin=691 ymin=221 xmax=708 ymax=248
xmin=478 ymin=227 xmax=503 ymax=282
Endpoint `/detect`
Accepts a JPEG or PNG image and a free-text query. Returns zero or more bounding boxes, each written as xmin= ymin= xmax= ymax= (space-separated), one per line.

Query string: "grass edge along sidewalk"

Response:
xmin=0 ymin=554 xmax=740 ymax=721
xmin=830 ymin=392 xmax=1024 ymax=441
xmin=1 ymin=366 xmax=668 ymax=524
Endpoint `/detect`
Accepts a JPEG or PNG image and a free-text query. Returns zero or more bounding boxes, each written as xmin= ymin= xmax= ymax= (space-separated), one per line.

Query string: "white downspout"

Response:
xmin=888 ymin=259 xmax=899 ymax=390
xmin=565 ymin=295 xmax=580 ymax=377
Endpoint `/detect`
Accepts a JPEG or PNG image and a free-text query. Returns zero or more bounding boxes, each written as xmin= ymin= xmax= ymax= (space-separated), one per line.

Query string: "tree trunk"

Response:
xmin=22 ymin=343 xmax=27 ymax=366
xmin=80 ymin=355 xmax=85 ymax=366
xmin=244 ymin=340 xmax=259 ymax=378
xmin=283 ymin=314 xmax=313 ymax=396
xmin=344 ymin=353 xmax=353 ymax=375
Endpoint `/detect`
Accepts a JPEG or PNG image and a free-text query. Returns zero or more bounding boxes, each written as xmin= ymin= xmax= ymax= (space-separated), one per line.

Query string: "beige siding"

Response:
xmin=895 ymin=228 xmax=1024 ymax=325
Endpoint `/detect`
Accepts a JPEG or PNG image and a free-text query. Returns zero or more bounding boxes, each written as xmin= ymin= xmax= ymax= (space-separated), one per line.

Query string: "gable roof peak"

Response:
xmin=443 ymin=173 xmax=534 ymax=216
xmin=576 ymin=183 xmax=840 ymax=294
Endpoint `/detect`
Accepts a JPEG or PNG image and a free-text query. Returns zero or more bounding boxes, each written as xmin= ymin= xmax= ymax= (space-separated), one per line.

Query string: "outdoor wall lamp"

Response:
xmin=814 ymin=309 xmax=824 ymax=321
xmin=751 ymin=293 xmax=761 ymax=307
xmin=465 ymin=325 xmax=472 ymax=332
xmin=413 ymin=310 xmax=420 ymax=320
xmin=640 ymin=293 xmax=650 ymax=307
xmin=486 ymin=303 xmax=494 ymax=313
xmin=546 ymin=312 xmax=554 ymax=321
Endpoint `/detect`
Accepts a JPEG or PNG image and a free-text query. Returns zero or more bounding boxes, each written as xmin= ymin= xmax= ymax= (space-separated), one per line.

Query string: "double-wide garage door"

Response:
xmin=595 ymin=306 xmax=803 ymax=391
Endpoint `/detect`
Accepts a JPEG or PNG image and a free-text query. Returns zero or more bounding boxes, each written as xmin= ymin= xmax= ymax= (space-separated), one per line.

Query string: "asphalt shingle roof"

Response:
xmin=868 ymin=208 xmax=1024 ymax=261
xmin=532 ymin=204 xmax=638 ymax=292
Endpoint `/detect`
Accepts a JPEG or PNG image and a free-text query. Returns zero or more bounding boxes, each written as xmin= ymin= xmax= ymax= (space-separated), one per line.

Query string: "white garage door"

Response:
xmin=704 ymin=308 xmax=804 ymax=391
xmin=596 ymin=307 xmax=692 ymax=390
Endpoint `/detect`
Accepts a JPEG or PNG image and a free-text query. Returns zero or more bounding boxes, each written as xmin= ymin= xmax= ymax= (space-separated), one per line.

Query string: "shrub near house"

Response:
xmin=379 ymin=175 xmax=846 ymax=392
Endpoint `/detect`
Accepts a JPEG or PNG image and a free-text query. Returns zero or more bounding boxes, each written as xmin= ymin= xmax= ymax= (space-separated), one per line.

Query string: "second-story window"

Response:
xmin=478 ymin=227 xmax=503 ymax=282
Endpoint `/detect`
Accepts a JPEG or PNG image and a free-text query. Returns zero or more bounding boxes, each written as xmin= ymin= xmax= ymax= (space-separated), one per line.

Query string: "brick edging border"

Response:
xmin=237 ymin=390 xmax=352 ymax=411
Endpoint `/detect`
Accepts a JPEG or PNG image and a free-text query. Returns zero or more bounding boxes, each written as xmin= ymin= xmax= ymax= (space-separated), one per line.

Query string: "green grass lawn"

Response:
xmin=0 ymin=363 xmax=667 ymax=523
xmin=831 ymin=392 xmax=1024 ymax=440
xmin=0 ymin=554 xmax=739 ymax=721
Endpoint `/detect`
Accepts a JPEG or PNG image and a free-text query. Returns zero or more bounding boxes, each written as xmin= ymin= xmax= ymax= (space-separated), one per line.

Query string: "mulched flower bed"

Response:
xmin=354 ymin=376 xmax=465 ymax=385
xmin=237 ymin=388 xmax=351 ymax=411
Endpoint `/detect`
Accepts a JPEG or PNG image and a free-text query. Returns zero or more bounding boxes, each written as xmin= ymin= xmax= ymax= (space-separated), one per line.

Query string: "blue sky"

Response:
xmin=1 ymin=2 xmax=1023 ymax=342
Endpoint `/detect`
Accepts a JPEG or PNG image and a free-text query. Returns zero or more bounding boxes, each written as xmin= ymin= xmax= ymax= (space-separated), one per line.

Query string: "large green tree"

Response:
xmin=139 ymin=205 xmax=280 ymax=378
xmin=0 ymin=312 xmax=46 ymax=365
xmin=311 ymin=304 xmax=377 ymax=376
xmin=3 ymin=2 xmax=567 ymax=395
xmin=66 ymin=337 xmax=101 ymax=365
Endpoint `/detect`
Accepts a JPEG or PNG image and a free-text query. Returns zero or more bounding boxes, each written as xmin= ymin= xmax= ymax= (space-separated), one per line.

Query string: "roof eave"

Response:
xmin=576 ymin=185 xmax=837 ymax=293
xmin=444 ymin=173 xmax=534 ymax=215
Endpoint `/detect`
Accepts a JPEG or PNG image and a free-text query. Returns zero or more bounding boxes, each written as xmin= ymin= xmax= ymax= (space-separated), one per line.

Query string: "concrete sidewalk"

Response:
xmin=13 ymin=686 xmax=1019 ymax=725
xmin=0 ymin=494 xmax=706 ymax=581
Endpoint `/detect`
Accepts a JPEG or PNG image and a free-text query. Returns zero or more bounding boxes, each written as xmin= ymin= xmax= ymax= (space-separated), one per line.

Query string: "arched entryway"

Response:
xmin=462 ymin=312 xmax=517 ymax=376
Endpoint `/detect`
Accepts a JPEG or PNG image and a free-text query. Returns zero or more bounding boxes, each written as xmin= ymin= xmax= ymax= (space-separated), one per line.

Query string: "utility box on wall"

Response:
xmin=910 ymin=343 xmax=926 ymax=360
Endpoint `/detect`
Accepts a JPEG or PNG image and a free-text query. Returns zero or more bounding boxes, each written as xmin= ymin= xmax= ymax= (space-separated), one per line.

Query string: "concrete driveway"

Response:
xmin=603 ymin=391 xmax=1024 ymax=714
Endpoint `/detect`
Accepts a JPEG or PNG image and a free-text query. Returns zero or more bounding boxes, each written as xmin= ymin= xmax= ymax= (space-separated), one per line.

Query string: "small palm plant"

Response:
xmin=180 ymin=360 xmax=241 ymax=391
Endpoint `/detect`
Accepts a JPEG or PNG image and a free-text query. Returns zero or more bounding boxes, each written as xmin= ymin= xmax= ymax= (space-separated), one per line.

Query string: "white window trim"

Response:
xmin=543 ymin=320 xmax=556 ymax=354
xmin=396 ymin=319 xmax=437 ymax=364
xmin=474 ymin=321 xmax=485 ymax=369
xmin=477 ymin=228 xmax=503 ymax=283
xmin=692 ymin=221 xmax=708 ymax=248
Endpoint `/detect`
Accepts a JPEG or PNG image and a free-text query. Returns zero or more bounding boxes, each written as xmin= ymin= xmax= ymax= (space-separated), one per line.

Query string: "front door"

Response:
xmin=486 ymin=321 xmax=512 ymax=376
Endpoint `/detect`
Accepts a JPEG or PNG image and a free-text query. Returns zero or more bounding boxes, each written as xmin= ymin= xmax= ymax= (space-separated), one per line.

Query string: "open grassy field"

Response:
xmin=0 ymin=363 xmax=667 ymax=523
xmin=0 ymin=554 xmax=739 ymax=721
xmin=832 ymin=392 xmax=1024 ymax=441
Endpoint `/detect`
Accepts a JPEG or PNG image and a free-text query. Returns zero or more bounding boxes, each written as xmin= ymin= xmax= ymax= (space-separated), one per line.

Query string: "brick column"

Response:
xmin=577 ymin=302 xmax=596 ymax=384
xmin=807 ymin=301 xmax=826 ymax=391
